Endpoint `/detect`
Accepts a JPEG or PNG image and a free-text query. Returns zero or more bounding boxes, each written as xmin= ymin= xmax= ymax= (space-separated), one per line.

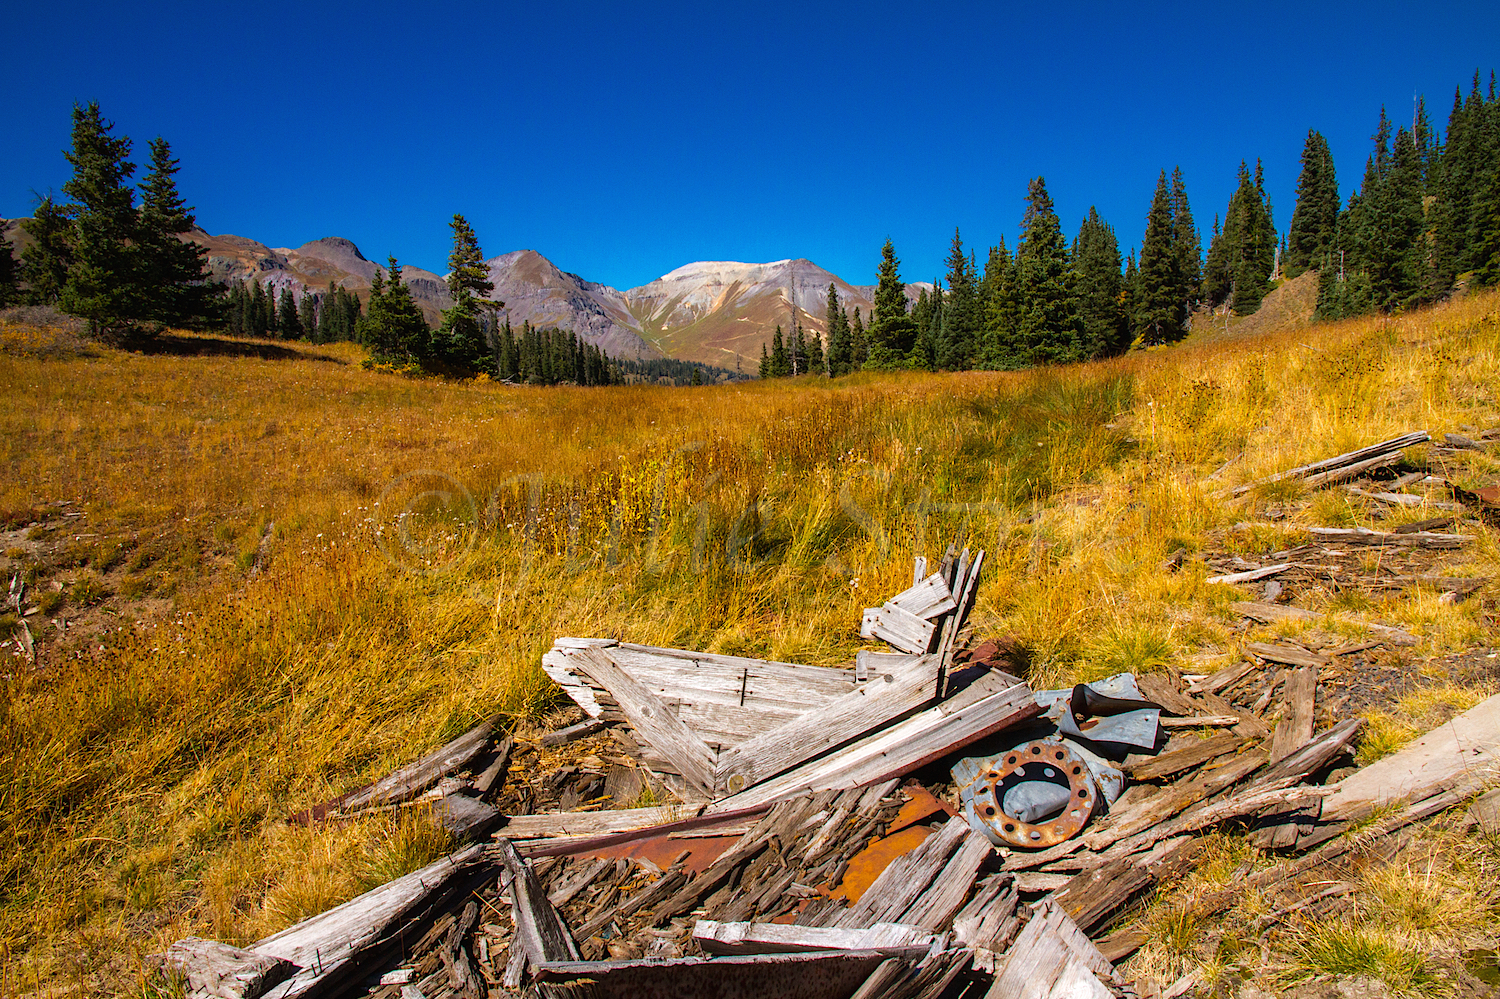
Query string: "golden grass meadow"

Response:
xmin=1 ymin=288 xmax=1499 ymax=995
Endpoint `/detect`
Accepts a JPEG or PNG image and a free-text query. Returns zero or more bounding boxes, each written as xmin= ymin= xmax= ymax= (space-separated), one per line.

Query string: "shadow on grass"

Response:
xmin=119 ymin=331 xmax=347 ymax=363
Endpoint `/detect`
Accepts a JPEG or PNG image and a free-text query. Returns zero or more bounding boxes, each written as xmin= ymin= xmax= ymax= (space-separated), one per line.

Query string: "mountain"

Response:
xmin=2 ymin=219 xmax=929 ymax=368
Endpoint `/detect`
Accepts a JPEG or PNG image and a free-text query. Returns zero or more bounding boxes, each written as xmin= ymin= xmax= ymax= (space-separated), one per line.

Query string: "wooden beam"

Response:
xmin=329 ymin=716 xmax=499 ymax=815
xmin=714 ymin=656 xmax=940 ymax=790
xmin=692 ymin=920 xmax=936 ymax=957
xmin=1230 ymin=431 xmax=1431 ymax=496
xmin=1268 ymin=666 xmax=1317 ymax=764
xmin=497 ymin=838 xmax=580 ymax=968
xmin=567 ymin=646 xmax=718 ymax=796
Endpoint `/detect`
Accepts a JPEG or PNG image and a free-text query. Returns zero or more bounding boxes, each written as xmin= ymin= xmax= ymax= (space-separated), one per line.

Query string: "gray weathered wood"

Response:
xmin=471 ymin=735 xmax=513 ymax=797
xmin=1268 ymin=666 xmax=1317 ymax=764
xmin=435 ymin=794 xmax=502 ymax=842
xmin=1308 ymin=526 xmax=1473 ymax=548
xmin=692 ymin=920 xmax=936 ymax=957
xmin=1159 ymin=714 xmax=1240 ymax=729
xmin=898 ymin=831 xmax=993 ymax=931
xmin=707 ymin=680 xmax=1042 ymax=813
xmin=1188 ymin=660 xmax=1259 ymax=695
xmin=888 ymin=573 xmax=958 ymax=620
xmin=568 ymin=646 xmax=718 ymax=795
xmin=715 ymin=655 xmax=940 ymax=790
xmin=334 ymin=717 xmax=498 ymax=814
xmin=1206 ymin=563 xmax=1293 ymax=585
xmin=533 ymin=950 xmax=891 ymax=999
xmin=1246 ymin=642 xmax=1329 ymax=668
xmin=541 ymin=719 xmax=608 ymax=747
xmin=154 ymin=939 xmax=292 ymax=999
xmin=500 ymin=804 xmax=704 ymax=841
xmin=987 ymin=900 xmax=1116 ymax=999
xmin=861 ymin=602 xmax=938 ymax=654
xmin=1230 ymin=432 xmax=1431 ymax=496
xmin=1232 ymin=601 xmax=1419 ymax=646
xmin=1111 ymin=779 xmax=1331 ymax=856
xmin=497 ymin=838 xmax=580 ymax=966
xmin=1321 ymin=693 xmax=1500 ymax=821
xmin=1124 ymin=733 xmax=1248 ymax=781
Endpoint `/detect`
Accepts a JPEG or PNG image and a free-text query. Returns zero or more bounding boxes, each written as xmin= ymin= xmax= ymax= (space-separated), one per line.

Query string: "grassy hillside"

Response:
xmin=1 ymin=291 xmax=1498 ymax=995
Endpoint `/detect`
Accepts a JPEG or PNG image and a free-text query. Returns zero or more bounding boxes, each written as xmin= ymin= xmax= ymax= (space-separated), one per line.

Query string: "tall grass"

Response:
xmin=0 ymin=292 xmax=1498 ymax=991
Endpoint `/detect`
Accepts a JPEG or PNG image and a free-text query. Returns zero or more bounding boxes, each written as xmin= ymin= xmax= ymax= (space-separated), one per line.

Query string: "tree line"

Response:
xmin=758 ymin=69 xmax=1500 ymax=378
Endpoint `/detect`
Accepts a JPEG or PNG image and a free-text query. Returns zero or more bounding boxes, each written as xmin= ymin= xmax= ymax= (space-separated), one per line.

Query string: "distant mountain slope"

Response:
xmin=2 ymin=218 xmax=926 ymax=366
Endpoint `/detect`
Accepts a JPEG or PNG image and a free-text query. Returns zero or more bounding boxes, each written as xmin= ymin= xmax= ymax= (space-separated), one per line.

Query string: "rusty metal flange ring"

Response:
xmin=972 ymin=740 xmax=1095 ymax=848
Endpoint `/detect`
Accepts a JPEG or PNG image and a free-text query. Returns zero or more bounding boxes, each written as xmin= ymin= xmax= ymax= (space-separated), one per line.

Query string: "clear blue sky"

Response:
xmin=5 ymin=1 xmax=1497 ymax=292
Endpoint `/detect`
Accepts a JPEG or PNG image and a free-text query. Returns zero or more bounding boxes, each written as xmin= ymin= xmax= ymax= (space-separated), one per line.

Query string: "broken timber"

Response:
xmin=1229 ymin=431 xmax=1431 ymax=497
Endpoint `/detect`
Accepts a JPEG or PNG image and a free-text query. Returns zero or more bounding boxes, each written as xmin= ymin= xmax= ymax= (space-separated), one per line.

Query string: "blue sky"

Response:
xmin=5 ymin=1 xmax=1497 ymax=291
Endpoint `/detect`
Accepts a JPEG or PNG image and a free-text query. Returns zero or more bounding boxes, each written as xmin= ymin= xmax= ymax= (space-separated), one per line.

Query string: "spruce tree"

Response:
xmin=770 ymin=324 xmax=789 ymax=377
xmin=1285 ymin=130 xmax=1339 ymax=278
xmin=938 ymin=229 xmax=980 ymax=370
xmin=59 ymin=102 xmax=140 ymax=333
xmin=248 ymin=280 xmax=269 ymax=337
xmin=866 ymin=239 xmax=917 ymax=367
xmin=137 ymin=137 xmax=211 ymax=328
xmin=1170 ymin=166 xmax=1202 ymax=308
xmin=1072 ymin=207 xmax=1127 ymax=357
xmin=0 ymin=236 xmax=16 ymax=308
xmin=19 ymin=196 xmax=73 ymax=305
xmin=1014 ymin=177 xmax=1081 ymax=363
xmin=790 ymin=318 xmax=807 ymax=375
xmin=358 ymin=257 xmax=428 ymax=362
xmin=850 ymin=308 xmax=866 ymax=367
xmin=299 ymin=290 xmax=319 ymax=340
xmin=437 ymin=213 xmax=499 ymax=371
xmin=278 ymin=287 xmax=301 ymax=339
xmin=1205 ymin=161 xmax=1277 ymax=314
xmin=824 ymin=283 xmax=852 ymax=374
xmin=980 ymin=237 xmax=1021 ymax=368
xmin=758 ymin=341 xmax=771 ymax=378
xmin=1135 ymin=172 xmax=1186 ymax=345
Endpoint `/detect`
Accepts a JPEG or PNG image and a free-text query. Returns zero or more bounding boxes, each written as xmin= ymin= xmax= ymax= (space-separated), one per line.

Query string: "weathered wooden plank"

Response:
xmin=1135 ymin=672 xmax=1199 ymax=717
xmin=1246 ymin=642 xmax=1329 ymax=669
xmin=333 ymin=717 xmax=499 ymax=815
xmin=497 ymin=839 xmax=580 ymax=967
xmin=253 ymin=844 xmax=495 ymax=998
xmin=499 ymin=804 xmax=704 ymax=841
xmin=568 ymin=647 xmax=718 ymax=795
xmin=1083 ymin=748 xmax=1267 ymax=851
xmin=937 ymin=549 xmax=985 ymax=669
xmin=1188 ymin=660 xmax=1259 ymax=695
xmin=898 ymin=831 xmax=993 ymax=931
xmin=888 ymin=573 xmax=958 ymax=620
xmin=1232 ymin=600 xmax=1419 ymax=646
xmin=1206 ymin=563 xmax=1294 ymax=585
xmin=856 ymin=650 xmax=922 ymax=684
xmin=1321 ymin=693 xmax=1500 ymax=821
xmin=715 ymin=655 xmax=940 ymax=790
xmin=706 ymin=681 xmax=1042 ymax=813
xmin=1268 ymin=666 xmax=1317 ymax=764
xmin=540 ymin=719 xmax=608 ymax=747
xmin=1124 ymin=732 xmax=1248 ymax=782
xmin=692 ymin=920 xmax=936 ymax=957
xmin=989 ymin=900 xmax=1117 ymax=999
xmin=1111 ymin=779 xmax=1331 ymax=856
xmin=153 ymin=939 xmax=292 ymax=999
xmin=533 ymin=950 xmax=891 ymax=999
xmin=1309 ymin=526 xmax=1474 ymax=548
xmin=1159 ymin=714 xmax=1241 ymax=729
xmin=841 ymin=815 xmax=971 ymax=928
xmin=435 ymin=794 xmax=503 ymax=842
xmin=861 ymin=602 xmax=938 ymax=654
xmin=1230 ymin=432 xmax=1431 ymax=496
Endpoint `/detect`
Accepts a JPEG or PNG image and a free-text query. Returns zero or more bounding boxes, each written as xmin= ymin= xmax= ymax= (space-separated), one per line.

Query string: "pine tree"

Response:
xmin=938 ymin=229 xmax=980 ymax=370
xmin=278 ymin=287 xmax=301 ymax=339
xmin=1072 ymin=207 xmax=1127 ymax=357
xmin=358 ymin=257 xmax=428 ymax=362
xmin=866 ymin=239 xmax=917 ymax=367
xmin=770 ymin=324 xmax=789 ymax=377
xmin=300 ymin=290 xmax=320 ymax=340
xmin=436 ymin=213 xmax=499 ymax=372
xmin=1136 ymin=172 xmax=1186 ymax=345
xmin=1170 ymin=166 xmax=1201 ymax=308
xmin=136 ymin=137 xmax=212 ymax=328
xmin=980 ymin=238 xmax=1021 ymax=368
xmin=850 ymin=308 xmax=866 ymax=367
xmin=248 ymin=280 xmax=269 ymax=337
xmin=1204 ymin=161 xmax=1277 ymax=314
xmin=19 ymin=196 xmax=73 ymax=305
xmin=58 ymin=102 xmax=140 ymax=333
xmin=805 ymin=315 xmax=825 ymax=375
xmin=1014 ymin=177 xmax=1080 ymax=363
xmin=0 ymin=236 xmax=16 ymax=308
xmin=1365 ymin=126 xmax=1427 ymax=309
xmin=758 ymin=341 xmax=770 ymax=378
xmin=1285 ymin=130 xmax=1340 ymax=278
xmin=824 ymin=283 xmax=852 ymax=375
xmin=790 ymin=318 xmax=808 ymax=375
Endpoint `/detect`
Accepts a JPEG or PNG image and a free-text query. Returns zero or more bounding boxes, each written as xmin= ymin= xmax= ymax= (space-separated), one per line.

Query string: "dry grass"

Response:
xmin=1 ymin=290 xmax=1499 ymax=993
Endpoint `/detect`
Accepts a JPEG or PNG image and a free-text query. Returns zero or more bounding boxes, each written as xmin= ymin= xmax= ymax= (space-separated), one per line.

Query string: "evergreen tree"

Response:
xmin=0 ymin=236 xmax=16 ymax=308
xmin=136 ymin=137 xmax=212 ymax=328
xmin=58 ymin=102 xmax=140 ymax=333
xmin=19 ymin=196 xmax=73 ymax=305
xmin=805 ymin=316 xmax=825 ymax=375
xmin=1136 ymin=172 xmax=1187 ymax=345
xmin=824 ymin=283 xmax=852 ymax=374
xmin=1072 ymin=207 xmax=1128 ymax=356
xmin=1204 ymin=161 xmax=1277 ymax=314
xmin=1170 ymin=166 xmax=1202 ymax=307
xmin=436 ymin=213 xmax=499 ymax=371
xmin=770 ymin=324 xmax=789 ymax=377
xmin=790 ymin=318 xmax=808 ymax=375
xmin=866 ymin=239 xmax=917 ymax=367
xmin=358 ymin=257 xmax=428 ymax=362
xmin=300 ymin=289 xmax=320 ymax=339
xmin=980 ymin=237 xmax=1021 ymax=368
xmin=1364 ymin=126 xmax=1427 ymax=309
xmin=758 ymin=341 xmax=770 ymax=378
xmin=278 ymin=287 xmax=301 ymax=339
xmin=1285 ymin=130 xmax=1340 ymax=277
xmin=248 ymin=280 xmax=269 ymax=337
xmin=937 ymin=229 xmax=980 ymax=369
xmin=850 ymin=308 xmax=867 ymax=367
xmin=1014 ymin=177 xmax=1080 ymax=363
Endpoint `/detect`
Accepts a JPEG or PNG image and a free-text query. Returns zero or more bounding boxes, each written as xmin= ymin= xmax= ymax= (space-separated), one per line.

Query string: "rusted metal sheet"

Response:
xmin=826 ymin=785 xmax=956 ymax=904
xmin=534 ymin=949 xmax=889 ymax=999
